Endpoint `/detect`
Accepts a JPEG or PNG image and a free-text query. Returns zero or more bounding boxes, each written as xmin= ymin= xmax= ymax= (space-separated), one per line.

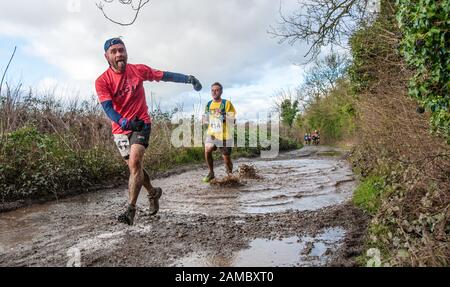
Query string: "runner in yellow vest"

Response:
xmin=203 ymin=82 xmax=236 ymax=183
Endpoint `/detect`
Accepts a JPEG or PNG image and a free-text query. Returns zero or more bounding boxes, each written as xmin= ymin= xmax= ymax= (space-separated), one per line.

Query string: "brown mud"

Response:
xmin=0 ymin=146 xmax=368 ymax=267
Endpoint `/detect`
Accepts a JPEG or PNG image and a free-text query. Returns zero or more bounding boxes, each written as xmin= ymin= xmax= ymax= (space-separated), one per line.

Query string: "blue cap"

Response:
xmin=104 ymin=38 xmax=125 ymax=52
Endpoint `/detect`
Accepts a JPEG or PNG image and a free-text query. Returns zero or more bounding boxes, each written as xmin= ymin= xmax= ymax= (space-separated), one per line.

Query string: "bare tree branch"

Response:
xmin=301 ymin=52 xmax=350 ymax=99
xmin=0 ymin=46 xmax=17 ymax=96
xmin=269 ymin=0 xmax=378 ymax=62
xmin=96 ymin=0 xmax=150 ymax=26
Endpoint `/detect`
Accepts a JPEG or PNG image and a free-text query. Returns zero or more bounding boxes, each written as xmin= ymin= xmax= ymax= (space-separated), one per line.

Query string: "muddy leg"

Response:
xmin=142 ymin=169 xmax=154 ymax=192
xmin=205 ymin=143 xmax=215 ymax=175
xmin=127 ymin=144 xmax=146 ymax=206
xmin=223 ymin=155 xmax=233 ymax=174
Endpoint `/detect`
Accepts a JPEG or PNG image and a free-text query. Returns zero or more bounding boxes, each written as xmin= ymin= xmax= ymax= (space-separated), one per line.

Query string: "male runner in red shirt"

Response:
xmin=96 ymin=38 xmax=202 ymax=225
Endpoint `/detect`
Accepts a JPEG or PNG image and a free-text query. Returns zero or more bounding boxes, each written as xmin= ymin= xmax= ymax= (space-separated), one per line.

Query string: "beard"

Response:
xmin=111 ymin=59 xmax=127 ymax=72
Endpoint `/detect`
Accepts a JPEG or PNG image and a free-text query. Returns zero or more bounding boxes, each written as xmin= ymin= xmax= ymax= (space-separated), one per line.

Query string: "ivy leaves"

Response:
xmin=397 ymin=0 xmax=450 ymax=141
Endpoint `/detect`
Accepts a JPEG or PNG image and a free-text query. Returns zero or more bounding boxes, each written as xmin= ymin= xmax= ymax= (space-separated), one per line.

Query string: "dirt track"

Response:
xmin=0 ymin=146 xmax=368 ymax=267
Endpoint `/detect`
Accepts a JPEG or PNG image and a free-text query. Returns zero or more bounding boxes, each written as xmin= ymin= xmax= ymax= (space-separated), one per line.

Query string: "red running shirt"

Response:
xmin=95 ymin=64 xmax=164 ymax=134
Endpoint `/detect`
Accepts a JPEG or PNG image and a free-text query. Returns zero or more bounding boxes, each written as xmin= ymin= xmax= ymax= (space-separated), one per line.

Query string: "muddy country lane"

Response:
xmin=0 ymin=146 xmax=368 ymax=267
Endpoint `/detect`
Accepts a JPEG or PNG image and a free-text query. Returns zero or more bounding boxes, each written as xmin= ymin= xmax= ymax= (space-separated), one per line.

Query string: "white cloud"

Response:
xmin=0 ymin=0 xmax=308 ymax=113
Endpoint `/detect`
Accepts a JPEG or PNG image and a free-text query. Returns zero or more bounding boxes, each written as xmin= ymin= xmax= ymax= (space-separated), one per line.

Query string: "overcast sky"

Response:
xmin=0 ymin=0 xmax=311 ymax=120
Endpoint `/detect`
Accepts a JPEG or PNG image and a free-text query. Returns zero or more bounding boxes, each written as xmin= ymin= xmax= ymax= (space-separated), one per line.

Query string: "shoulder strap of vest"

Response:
xmin=206 ymin=99 xmax=227 ymax=114
xmin=206 ymin=100 xmax=213 ymax=113
xmin=220 ymin=99 xmax=227 ymax=114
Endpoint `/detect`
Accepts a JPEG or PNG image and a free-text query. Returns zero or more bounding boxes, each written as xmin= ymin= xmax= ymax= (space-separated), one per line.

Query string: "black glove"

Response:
xmin=124 ymin=116 xmax=145 ymax=132
xmin=188 ymin=75 xmax=202 ymax=92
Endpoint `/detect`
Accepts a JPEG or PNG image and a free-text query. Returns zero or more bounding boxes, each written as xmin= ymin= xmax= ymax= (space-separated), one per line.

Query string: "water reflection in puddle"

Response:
xmin=173 ymin=227 xmax=345 ymax=267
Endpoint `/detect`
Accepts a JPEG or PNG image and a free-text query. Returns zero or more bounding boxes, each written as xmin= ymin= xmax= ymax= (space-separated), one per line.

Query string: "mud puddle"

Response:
xmin=0 ymin=146 xmax=368 ymax=267
xmin=149 ymin=149 xmax=355 ymax=216
xmin=173 ymin=227 xmax=345 ymax=267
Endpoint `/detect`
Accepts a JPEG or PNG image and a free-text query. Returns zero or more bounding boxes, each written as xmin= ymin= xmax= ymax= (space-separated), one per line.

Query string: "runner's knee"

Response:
xmin=128 ymin=148 xmax=144 ymax=173
xmin=128 ymin=160 xmax=142 ymax=174
xmin=205 ymin=144 xmax=215 ymax=154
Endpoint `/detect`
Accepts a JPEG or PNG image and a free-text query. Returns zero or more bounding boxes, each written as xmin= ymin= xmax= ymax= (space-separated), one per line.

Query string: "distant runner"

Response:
xmin=312 ymin=130 xmax=320 ymax=145
xmin=202 ymin=82 xmax=236 ymax=183
xmin=95 ymin=38 xmax=202 ymax=225
xmin=304 ymin=133 xmax=310 ymax=146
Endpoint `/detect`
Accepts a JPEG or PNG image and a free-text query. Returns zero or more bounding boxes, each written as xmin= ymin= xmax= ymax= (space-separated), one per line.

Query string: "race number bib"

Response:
xmin=113 ymin=134 xmax=131 ymax=158
xmin=210 ymin=116 xmax=223 ymax=134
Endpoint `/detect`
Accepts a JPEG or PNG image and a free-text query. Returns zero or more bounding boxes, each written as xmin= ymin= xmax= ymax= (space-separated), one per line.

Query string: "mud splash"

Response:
xmin=210 ymin=175 xmax=243 ymax=187
xmin=238 ymin=164 xmax=262 ymax=179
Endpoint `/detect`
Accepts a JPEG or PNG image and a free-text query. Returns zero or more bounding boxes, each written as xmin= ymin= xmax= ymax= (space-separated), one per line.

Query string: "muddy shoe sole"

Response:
xmin=202 ymin=174 xmax=215 ymax=183
xmin=148 ymin=188 xmax=162 ymax=216
xmin=117 ymin=206 xmax=136 ymax=225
